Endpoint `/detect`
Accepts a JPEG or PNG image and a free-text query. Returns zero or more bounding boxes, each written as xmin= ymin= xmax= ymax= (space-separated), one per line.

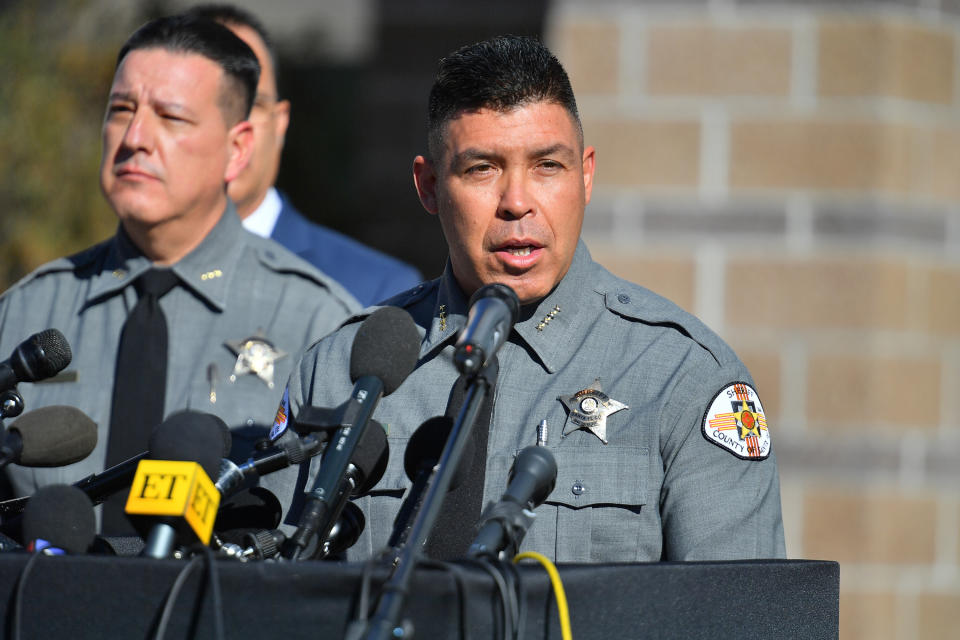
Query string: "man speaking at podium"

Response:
xmin=279 ymin=36 xmax=785 ymax=562
xmin=0 ymin=15 xmax=357 ymax=530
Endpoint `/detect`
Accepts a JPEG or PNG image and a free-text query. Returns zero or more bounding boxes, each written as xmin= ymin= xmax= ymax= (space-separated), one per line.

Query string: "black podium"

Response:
xmin=0 ymin=555 xmax=837 ymax=639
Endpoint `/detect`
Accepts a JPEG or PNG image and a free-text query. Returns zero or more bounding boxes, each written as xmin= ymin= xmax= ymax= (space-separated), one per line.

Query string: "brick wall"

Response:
xmin=546 ymin=2 xmax=960 ymax=638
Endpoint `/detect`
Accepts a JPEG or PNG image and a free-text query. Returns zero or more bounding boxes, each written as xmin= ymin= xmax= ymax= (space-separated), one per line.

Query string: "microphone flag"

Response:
xmin=125 ymin=459 xmax=220 ymax=545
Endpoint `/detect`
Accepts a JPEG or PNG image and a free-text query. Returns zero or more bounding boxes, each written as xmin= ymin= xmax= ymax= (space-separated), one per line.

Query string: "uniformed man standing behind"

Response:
xmin=277 ymin=35 xmax=785 ymax=562
xmin=0 ymin=15 xmax=358 ymax=532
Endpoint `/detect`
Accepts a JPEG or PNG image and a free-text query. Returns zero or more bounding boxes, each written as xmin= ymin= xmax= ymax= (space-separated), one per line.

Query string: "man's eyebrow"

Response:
xmin=529 ymin=143 xmax=577 ymax=159
xmin=450 ymin=143 xmax=577 ymax=166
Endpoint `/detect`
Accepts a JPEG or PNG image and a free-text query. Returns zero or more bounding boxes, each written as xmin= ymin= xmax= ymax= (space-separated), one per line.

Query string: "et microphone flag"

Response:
xmin=125 ymin=459 xmax=220 ymax=545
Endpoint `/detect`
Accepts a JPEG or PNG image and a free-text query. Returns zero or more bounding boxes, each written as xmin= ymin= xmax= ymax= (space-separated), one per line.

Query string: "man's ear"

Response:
xmin=413 ymin=155 xmax=439 ymax=215
xmin=274 ymin=99 xmax=291 ymax=149
xmin=581 ymin=145 xmax=596 ymax=206
xmin=224 ymin=120 xmax=254 ymax=184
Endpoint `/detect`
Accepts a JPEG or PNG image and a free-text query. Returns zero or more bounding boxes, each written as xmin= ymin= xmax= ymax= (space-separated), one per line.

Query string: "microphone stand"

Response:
xmin=361 ymin=358 xmax=498 ymax=640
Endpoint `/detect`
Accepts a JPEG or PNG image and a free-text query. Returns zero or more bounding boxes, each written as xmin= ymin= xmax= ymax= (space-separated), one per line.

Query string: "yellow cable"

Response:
xmin=513 ymin=551 xmax=572 ymax=640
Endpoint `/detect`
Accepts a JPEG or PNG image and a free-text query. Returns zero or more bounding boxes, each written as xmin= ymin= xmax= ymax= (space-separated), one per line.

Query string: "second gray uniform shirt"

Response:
xmin=0 ymin=204 xmax=359 ymax=498
xmin=276 ymin=241 xmax=785 ymax=562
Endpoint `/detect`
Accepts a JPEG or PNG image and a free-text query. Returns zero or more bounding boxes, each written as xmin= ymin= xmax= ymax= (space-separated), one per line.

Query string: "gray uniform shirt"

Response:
xmin=279 ymin=241 xmax=785 ymax=562
xmin=0 ymin=203 xmax=359 ymax=498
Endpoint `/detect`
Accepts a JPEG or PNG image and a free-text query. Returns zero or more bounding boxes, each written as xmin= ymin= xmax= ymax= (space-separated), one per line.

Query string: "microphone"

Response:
xmin=284 ymin=306 xmax=419 ymax=560
xmin=467 ymin=446 xmax=557 ymax=560
xmin=386 ymin=416 xmax=475 ymax=549
xmin=0 ymin=329 xmax=72 ymax=391
xmin=453 ymin=284 xmax=519 ymax=375
xmin=215 ymin=430 xmax=326 ymax=497
xmin=124 ymin=412 xmax=225 ymax=559
xmin=0 ymin=405 xmax=97 ymax=469
xmin=23 ymin=484 xmax=96 ymax=554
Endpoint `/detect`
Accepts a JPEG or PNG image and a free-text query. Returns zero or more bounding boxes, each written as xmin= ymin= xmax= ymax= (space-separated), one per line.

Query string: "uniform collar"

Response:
xmin=421 ymin=240 xmax=597 ymax=373
xmin=512 ymin=240 xmax=597 ymax=374
xmin=421 ymin=263 xmax=471 ymax=358
xmin=86 ymin=201 xmax=243 ymax=312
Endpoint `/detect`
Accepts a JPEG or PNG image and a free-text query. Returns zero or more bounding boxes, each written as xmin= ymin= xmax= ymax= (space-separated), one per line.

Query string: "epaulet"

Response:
xmin=2 ymin=239 xmax=109 ymax=294
xmin=378 ymin=278 xmax=438 ymax=311
xmin=251 ymin=240 xmax=358 ymax=310
xmin=331 ymin=280 xmax=439 ymax=333
xmin=595 ymin=265 xmax=738 ymax=367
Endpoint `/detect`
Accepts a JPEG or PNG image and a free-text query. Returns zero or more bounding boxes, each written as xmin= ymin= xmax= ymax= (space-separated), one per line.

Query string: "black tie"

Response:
xmin=102 ymin=268 xmax=179 ymax=535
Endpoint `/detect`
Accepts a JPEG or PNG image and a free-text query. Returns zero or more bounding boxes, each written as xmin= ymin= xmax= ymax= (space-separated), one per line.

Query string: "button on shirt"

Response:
xmin=0 ymin=203 xmax=359 ymax=498
xmin=278 ymin=241 xmax=785 ymax=563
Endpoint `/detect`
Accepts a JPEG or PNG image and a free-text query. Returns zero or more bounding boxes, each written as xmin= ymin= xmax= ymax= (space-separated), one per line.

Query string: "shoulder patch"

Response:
xmin=701 ymin=382 xmax=771 ymax=461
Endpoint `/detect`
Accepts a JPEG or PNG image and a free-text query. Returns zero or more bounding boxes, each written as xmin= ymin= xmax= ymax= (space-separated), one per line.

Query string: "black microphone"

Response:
xmin=127 ymin=412 xmax=227 ymax=559
xmin=387 ymin=416 xmax=476 ymax=549
xmin=23 ymin=484 xmax=96 ymax=554
xmin=283 ymin=306 xmax=419 ymax=560
xmin=467 ymin=446 xmax=557 ymax=560
xmin=215 ymin=430 xmax=326 ymax=497
xmin=0 ymin=405 xmax=97 ymax=469
xmin=0 ymin=329 xmax=72 ymax=392
xmin=453 ymin=284 xmax=520 ymax=375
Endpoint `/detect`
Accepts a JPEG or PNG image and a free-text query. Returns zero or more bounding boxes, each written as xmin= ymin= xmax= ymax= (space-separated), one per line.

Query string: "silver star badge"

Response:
xmin=558 ymin=378 xmax=628 ymax=444
xmin=225 ymin=332 xmax=286 ymax=389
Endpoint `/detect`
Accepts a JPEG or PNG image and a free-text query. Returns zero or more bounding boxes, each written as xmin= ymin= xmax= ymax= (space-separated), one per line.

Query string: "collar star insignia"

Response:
xmin=225 ymin=331 xmax=286 ymax=389
xmin=558 ymin=378 xmax=628 ymax=444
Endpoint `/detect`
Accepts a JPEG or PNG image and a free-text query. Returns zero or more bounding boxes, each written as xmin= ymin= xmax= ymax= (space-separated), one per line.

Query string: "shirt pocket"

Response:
xmin=522 ymin=445 xmax=651 ymax=562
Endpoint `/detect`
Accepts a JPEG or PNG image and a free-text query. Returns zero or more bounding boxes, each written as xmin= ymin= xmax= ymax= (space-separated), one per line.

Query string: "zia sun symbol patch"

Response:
xmin=702 ymin=382 xmax=770 ymax=461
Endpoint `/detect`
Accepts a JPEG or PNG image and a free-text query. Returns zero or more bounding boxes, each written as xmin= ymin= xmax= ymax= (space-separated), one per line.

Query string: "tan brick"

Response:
xmin=818 ymin=19 xmax=955 ymax=105
xmin=552 ymin=21 xmax=620 ymax=95
xmin=587 ymin=119 xmax=700 ymax=187
xmin=929 ymin=127 xmax=960 ymax=203
xmin=734 ymin=350 xmax=781 ymax=423
xmin=647 ymin=24 xmax=791 ymax=97
xmin=803 ymin=488 xmax=937 ymax=564
xmin=594 ymin=252 xmax=696 ymax=313
xmin=806 ymin=354 xmax=941 ymax=429
xmin=917 ymin=593 xmax=960 ymax=640
xmin=730 ymin=120 xmax=917 ymax=193
xmin=725 ymin=258 xmax=909 ymax=330
xmin=926 ymin=266 xmax=960 ymax=336
xmin=839 ymin=592 xmax=898 ymax=640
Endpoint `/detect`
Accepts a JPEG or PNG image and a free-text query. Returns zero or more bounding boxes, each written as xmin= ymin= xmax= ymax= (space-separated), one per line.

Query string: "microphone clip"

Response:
xmin=0 ymin=388 xmax=24 ymax=420
xmin=468 ymin=500 xmax=536 ymax=560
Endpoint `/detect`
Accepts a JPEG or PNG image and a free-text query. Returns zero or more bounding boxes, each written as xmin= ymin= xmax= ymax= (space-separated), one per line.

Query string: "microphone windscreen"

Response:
xmin=403 ymin=416 xmax=476 ymax=491
xmin=23 ymin=484 xmax=95 ymax=553
xmin=215 ymin=486 xmax=283 ymax=539
xmin=352 ymin=420 xmax=389 ymax=495
xmin=349 ymin=306 xmax=420 ymax=395
xmin=148 ymin=411 xmax=228 ymax=478
xmin=10 ymin=405 xmax=98 ymax=467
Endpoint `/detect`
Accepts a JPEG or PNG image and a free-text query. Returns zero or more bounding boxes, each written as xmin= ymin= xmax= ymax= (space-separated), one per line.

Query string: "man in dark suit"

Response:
xmin=187 ymin=4 xmax=422 ymax=307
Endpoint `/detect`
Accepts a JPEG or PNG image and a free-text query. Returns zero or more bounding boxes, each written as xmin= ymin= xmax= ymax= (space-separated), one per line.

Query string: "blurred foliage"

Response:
xmin=0 ymin=0 xmax=132 ymax=291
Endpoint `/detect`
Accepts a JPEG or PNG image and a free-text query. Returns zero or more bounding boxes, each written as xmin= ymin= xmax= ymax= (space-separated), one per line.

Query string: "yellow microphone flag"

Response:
xmin=125 ymin=459 xmax=220 ymax=545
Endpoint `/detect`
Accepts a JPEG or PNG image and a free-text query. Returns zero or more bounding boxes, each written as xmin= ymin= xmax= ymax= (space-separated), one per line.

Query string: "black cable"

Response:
xmin=10 ymin=552 xmax=42 ymax=640
xmin=438 ymin=561 xmax=473 ymax=640
xmin=202 ymin=547 xmax=225 ymax=640
xmin=501 ymin=560 xmax=526 ymax=640
xmin=154 ymin=555 xmax=203 ymax=640
xmin=470 ymin=559 xmax=514 ymax=640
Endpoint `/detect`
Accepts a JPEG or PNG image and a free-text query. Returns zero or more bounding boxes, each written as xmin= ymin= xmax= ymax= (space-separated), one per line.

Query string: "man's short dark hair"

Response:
xmin=427 ymin=35 xmax=582 ymax=160
xmin=183 ymin=4 xmax=280 ymax=93
xmin=117 ymin=14 xmax=260 ymax=124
